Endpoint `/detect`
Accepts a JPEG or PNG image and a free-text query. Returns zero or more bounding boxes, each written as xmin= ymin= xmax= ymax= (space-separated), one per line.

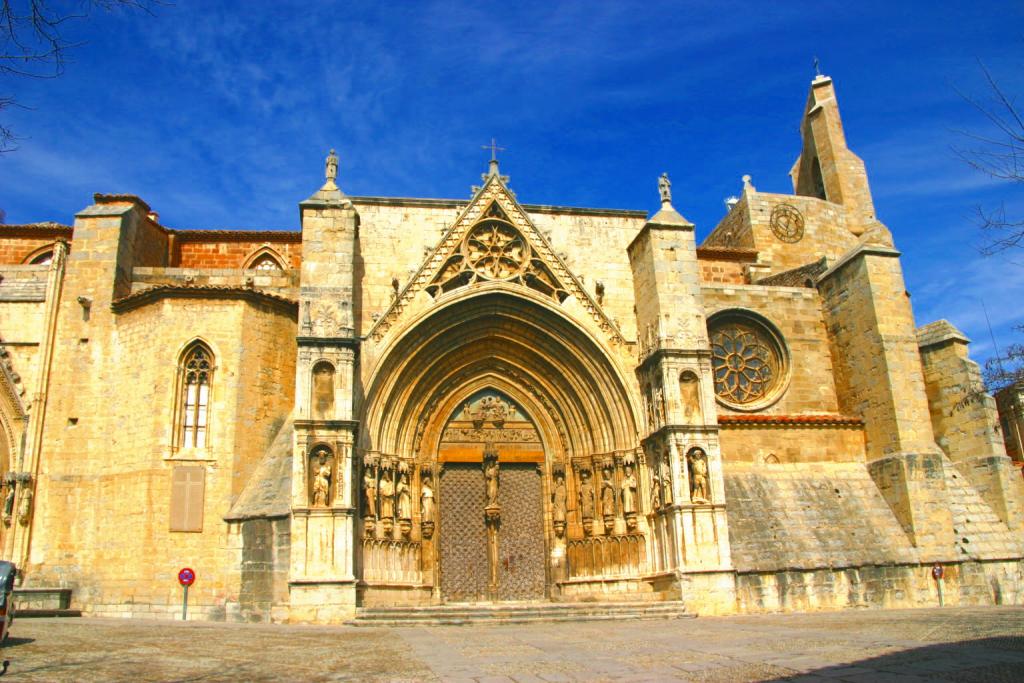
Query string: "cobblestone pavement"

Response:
xmin=0 ymin=607 xmax=1022 ymax=682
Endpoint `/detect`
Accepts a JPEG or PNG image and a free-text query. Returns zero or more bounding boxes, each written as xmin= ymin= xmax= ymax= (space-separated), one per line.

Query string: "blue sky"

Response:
xmin=1 ymin=1 xmax=1022 ymax=370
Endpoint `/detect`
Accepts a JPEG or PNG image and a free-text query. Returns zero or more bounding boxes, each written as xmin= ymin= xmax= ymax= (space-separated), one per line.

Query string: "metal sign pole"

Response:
xmin=182 ymin=584 xmax=189 ymax=621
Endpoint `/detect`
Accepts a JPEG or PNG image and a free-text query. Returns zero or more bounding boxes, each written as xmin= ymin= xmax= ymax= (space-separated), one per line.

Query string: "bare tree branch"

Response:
xmin=954 ymin=58 xmax=1024 ymax=256
xmin=0 ymin=1 xmax=167 ymax=152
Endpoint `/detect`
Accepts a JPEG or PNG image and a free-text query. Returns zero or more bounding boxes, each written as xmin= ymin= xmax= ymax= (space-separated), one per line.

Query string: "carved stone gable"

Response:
xmin=368 ymin=175 xmax=624 ymax=345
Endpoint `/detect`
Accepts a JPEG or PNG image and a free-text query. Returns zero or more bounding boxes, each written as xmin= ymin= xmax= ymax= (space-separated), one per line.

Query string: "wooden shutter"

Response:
xmin=170 ymin=466 xmax=205 ymax=532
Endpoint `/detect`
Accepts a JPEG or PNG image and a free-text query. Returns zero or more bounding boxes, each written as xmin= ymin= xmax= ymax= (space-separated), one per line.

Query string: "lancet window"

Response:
xmin=178 ymin=342 xmax=213 ymax=449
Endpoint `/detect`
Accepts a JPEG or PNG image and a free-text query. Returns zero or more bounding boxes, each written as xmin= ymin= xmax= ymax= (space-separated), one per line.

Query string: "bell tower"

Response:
xmin=790 ymin=73 xmax=876 ymax=230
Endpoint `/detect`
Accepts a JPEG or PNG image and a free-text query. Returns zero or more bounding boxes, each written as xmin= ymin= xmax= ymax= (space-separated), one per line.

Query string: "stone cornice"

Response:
xmin=110 ymin=285 xmax=298 ymax=315
xmin=717 ymin=413 xmax=864 ymax=428
xmin=817 ymin=243 xmax=901 ymax=284
xmin=296 ymin=336 xmax=360 ymax=349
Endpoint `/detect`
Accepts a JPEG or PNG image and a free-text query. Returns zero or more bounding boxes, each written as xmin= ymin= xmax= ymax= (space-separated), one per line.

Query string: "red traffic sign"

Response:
xmin=178 ymin=567 xmax=196 ymax=586
xmin=931 ymin=564 xmax=944 ymax=580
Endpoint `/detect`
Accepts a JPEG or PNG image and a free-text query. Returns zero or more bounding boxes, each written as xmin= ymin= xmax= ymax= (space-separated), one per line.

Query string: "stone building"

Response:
xmin=1 ymin=74 xmax=1022 ymax=623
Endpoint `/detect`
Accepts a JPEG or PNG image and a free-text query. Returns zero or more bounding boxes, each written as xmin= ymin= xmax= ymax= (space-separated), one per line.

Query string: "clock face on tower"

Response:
xmin=770 ymin=203 xmax=805 ymax=243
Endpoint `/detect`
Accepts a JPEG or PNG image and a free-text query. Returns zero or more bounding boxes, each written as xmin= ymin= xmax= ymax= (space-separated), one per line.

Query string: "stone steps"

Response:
xmin=350 ymin=600 xmax=693 ymax=626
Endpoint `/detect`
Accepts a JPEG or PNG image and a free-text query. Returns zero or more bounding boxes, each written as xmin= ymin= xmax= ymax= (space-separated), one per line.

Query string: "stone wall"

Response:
xmin=174 ymin=234 xmax=302 ymax=269
xmin=702 ymin=283 xmax=841 ymax=417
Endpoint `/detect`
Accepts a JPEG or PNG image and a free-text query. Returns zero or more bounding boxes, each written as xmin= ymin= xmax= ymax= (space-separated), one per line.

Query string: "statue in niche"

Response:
xmin=396 ymin=472 xmax=412 ymax=520
xmin=363 ymin=465 xmax=378 ymax=519
xmin=650 ymin=473 xmax=662 ymax=511
xmin=654 ymin=384 xmax=666 ymax=425
xmin=600 ymin=465 xmax=615 ymax=532
xmin=620 ymin=464 xmax=637 ymax=515
xmin=17 ymin=486 xmax=32 ymax=527
xmin=551 ymin=470 xmax=567 ymax=537
xmin=642 ymin=388 xmax=655 ymax=431
xmin=578 ymin=468 xmax=595 ymax=533
xmin=662 ymin=452 xmax=674 ymax=506
xmin=679 ymin=372 xmax=702 ymax=425
xmin=621 ymin=463 xmax=638 ymax=530
xmin=484 ymin=457 xmax=500 ymax=509
xmin=311 ymin=453 xmax=331 ymax=507
xmin=312 ymin=362 xmax=335 ymax=420
xmin=420 ymin=477 xmax=435 ymax=538
xmin=688 ymin=447 xmax=710 ymax=503
xmin=2 ymin=481 xmax=14 ymax=527
xmin=379 ymin=469 xmax=395 ymax=520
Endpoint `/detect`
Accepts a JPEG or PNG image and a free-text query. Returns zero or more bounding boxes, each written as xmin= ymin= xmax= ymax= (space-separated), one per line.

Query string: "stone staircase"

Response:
xmin=350 ymin=600 xmax=693 ymax=626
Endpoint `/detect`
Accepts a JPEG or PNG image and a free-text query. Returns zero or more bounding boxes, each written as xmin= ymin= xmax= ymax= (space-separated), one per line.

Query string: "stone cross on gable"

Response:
xmin=482 ymin=138 xmax=505 ymax=162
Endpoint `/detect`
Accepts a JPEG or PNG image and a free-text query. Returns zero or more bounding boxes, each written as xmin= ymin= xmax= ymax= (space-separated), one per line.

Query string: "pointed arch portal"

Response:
xmin=358 ymin=287 xmax=643 ymax=603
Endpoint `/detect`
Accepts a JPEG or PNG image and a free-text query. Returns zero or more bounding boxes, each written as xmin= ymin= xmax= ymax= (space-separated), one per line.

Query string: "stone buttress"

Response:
xmin=628 ymin=185 xmax=734 ymax=612
xmin=289 ymin=152 xmax=360 ymax=622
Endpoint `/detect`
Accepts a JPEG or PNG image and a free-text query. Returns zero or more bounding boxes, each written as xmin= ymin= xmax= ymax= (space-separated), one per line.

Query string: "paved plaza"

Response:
xmin=0 ymin=607 xmax=1022 ymax=681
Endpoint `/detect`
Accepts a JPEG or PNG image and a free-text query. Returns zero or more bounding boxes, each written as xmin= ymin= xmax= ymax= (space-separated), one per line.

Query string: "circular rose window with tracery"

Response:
xmin=463 ymin=220 xmax=529 ymax=281
xmin=708 ymin=311 xmax=788 ymax=410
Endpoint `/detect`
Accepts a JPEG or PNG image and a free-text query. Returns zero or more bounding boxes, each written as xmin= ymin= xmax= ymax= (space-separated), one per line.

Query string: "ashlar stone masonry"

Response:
xmin=0 ymin=75 xmax=1022 ymax=623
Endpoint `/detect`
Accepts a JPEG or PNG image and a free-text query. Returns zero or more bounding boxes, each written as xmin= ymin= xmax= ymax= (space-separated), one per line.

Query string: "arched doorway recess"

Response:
xmin=357 ymin=288 xmax=646 ymax=604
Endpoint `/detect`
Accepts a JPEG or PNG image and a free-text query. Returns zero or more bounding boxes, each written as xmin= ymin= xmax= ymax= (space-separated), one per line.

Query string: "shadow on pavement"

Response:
xmin=763 ymin=636 xmax=1024 ymax=682
xmin=1 ymin=636 xmax=34 ymax=647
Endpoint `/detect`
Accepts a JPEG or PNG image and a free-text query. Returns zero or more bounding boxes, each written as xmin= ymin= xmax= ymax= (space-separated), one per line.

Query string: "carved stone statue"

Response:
xmin=3 ymin=482 xmax=14 ymax=527
xmin=688 ymin=447 xmax=710 ymax=503
xmin=484 ymin=458 xmax=499 ymax=508
xmin=363 ymin=467 xmax=378 ymax=518
xmin=679 ymin=372 xmax=702 ymax=425
xmin=578 ymin=468 xmax=595 ymax=522
xmin=379 ymin=469 xmax=395 ymax=519
xmin=620 ymin=464 xmax=637 ymax=515
xmin=600 ymin=466 xmax=615 ymax=530
xmin=650 ymin=473 xmax=662 ymax=510
xmin=396 ymin=472 xmax=412 ymax=520
xmin=420 ymin=478 xmax=435 ymax=525
xmin=312 ymin=454 xmax=331 ymax=507
xmin=312 ymin=363 xmax=335 ymax=420
xmin=658 ymin=172 xmax=672 ymax=204
xmin=325 ymin=148 xmax=338 ymax=182
xmin=654 ymin=384 xmax=666 ymax=425
xmin=17 ymin=486 xmax=32 ymax=527
xmin=551 ymin=471 xmax=567 ymax=537
xmin=662 ymin=456 xmax=674 ymax=506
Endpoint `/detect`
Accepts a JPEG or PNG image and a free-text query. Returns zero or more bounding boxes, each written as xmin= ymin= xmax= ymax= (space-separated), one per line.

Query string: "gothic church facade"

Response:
xmin=1 ymin=75 xmax=1022 ymax=622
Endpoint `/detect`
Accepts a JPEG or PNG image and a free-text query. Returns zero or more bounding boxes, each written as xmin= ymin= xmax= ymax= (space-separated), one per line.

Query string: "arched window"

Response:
xmin=22 ymin=244 xmax=56 ymax=265
xmin=242 ymin=246 xmax=286 ymax=271
xmin=178 ymin=343 xmax=213 ymax=449
xmin=251 ymin=254 xmax=283 ymax=270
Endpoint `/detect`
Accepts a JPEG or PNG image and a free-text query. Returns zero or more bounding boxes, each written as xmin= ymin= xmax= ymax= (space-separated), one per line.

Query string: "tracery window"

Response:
xmin=426 ymin=201 xmax=568 ymax=302
xmin=178 ymin=343 xmax=213 ymax=449
xmin=708 ymin=311 xmax=788 ymax=410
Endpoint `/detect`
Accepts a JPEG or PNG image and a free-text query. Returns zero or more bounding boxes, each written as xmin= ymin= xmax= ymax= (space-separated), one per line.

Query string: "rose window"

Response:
xmin=464 ymin=220 xmax=528 ymax=280
xmin=708 ymin=312 xmax=788 ymax=409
